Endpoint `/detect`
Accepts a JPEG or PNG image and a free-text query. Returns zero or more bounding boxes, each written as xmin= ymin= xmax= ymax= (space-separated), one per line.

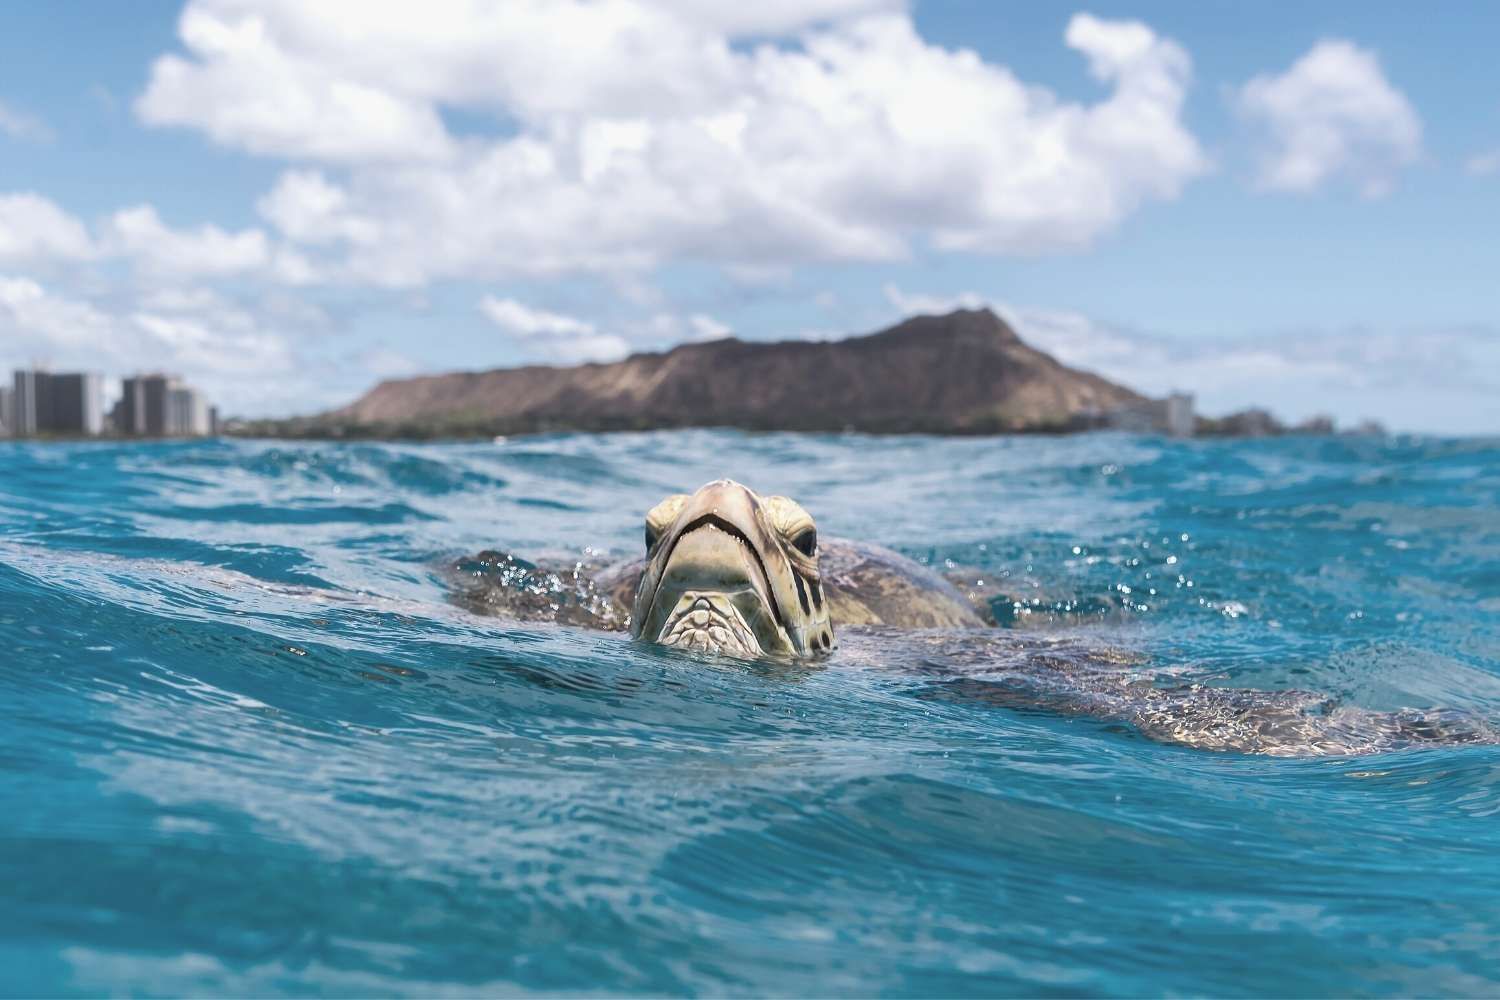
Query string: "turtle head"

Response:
xmin=630 ymin=480 xmax=834 ymax=659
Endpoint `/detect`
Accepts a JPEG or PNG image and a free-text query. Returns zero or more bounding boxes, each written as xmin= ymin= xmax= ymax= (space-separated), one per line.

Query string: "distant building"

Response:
xmin=48 ymin=373 xmax=105 ymax=435
xmin=1294 ymin=414 xmax=1336 ymax=435
xmin=114 ymin=378 xmax=141 ymax=434
xmin=1104 ymin=400 xmax=1159 ymax=434
xmin=168 ymin=385 xmax=211 ymax=436
xmin=117 ymin=374 xmax=164 ymax=435
xmin=1164 ymin=392 xmax=1195 ymax=438
xmin=1203 ymin=407 xmax=1280 ymax=437
xmin=114 ymin=374 xmax=214 ymax=437
xmin=9 ymin=369 xmax=104 ymax=437
xmin=1105 ymin=392 xmax=1197 ymax=437
xmin=12 ymin=370 xmax=41 ymax=436
xmin=0 ymin=386 xmax=12 ymax=438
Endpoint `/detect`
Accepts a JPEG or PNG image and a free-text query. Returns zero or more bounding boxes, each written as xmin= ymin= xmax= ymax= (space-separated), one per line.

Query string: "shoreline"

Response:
xmin=0 ymin=425 xmax=1406 ymax=445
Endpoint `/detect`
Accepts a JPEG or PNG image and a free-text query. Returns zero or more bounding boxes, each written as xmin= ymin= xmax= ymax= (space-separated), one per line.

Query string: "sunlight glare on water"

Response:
xmin=1 ymin=430 xmax=1498 ymax=995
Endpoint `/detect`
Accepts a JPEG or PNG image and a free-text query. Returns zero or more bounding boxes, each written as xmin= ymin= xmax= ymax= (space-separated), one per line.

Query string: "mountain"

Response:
xmin=286 ymin=308 xmax=1146 ymax=438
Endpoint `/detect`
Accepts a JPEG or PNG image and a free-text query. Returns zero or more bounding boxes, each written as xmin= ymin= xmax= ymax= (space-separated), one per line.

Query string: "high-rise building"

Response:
xmin=168 ymin=386 xmax=210 ymax=436
xmin=117 ymin=375 xmax=152 ymax=435
xmin=46 ymin=373 xmax=104 ymax=435
xmin=114 ymin=377 xmax=144 ymax=435
xmin=116 ymin=374 xmax=214 ymax=437
xmin=1165 ymin=392 xmax=1196 ymax=438
xmin=0 ymin=386 xmax=13 ymax=438
xmin=118 ymin=374 xmax=174 ymax=435
xmin=9 ymin=370 xmax=104 ymax=437
xmin=13 ymin=370 xmax=43 ymax=436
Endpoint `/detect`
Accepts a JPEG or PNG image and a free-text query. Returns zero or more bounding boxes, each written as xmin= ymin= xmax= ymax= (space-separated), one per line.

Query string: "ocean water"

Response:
xmin=2 ymin=430 xmax=1499 ymax=996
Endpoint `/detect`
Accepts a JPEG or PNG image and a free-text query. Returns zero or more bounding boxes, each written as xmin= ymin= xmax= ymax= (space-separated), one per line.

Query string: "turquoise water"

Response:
xmin=2 ymin=431 xmax=1499 ymax=996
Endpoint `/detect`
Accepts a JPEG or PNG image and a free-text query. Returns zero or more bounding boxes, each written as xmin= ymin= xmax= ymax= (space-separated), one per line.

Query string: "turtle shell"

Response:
xmin=816 ymin=539 xmax=988 ymax=629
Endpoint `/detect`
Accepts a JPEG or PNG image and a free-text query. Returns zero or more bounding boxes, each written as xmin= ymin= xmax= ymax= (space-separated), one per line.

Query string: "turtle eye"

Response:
xmin=791 ymin=528 xmax=817 ymax=557
xmin=643 ymin=494 xmax=688 ymax=553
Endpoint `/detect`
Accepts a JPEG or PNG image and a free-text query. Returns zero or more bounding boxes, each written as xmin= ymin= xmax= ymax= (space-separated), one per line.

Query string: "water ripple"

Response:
xmin=0 ymin=432 xmax=1497 ymax=995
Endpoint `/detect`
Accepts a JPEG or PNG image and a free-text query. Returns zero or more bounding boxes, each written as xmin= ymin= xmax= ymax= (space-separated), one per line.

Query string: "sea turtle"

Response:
xmin=451 ymin=478 xmax=989 ymax=657
xmin=449 ymin=479 xmax=1499 ymax=756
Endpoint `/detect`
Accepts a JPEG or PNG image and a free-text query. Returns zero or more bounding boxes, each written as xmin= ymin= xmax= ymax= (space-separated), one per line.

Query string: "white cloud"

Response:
xmin=100 ymin=205 xmax=270 ymax=278
xmin=1237 ymin=40 xmax=1421 ymax=197
xmin=0 ymin=275 xmax=116 ymax=352
xmin=137 ymin=3 xmax=1206 ymax=286
xmin=1031 ymin=312 xmax=1500 ymax=434
xmin=883 ymin=283 xmax=985 ymax=316
xmin=784 ymin=327 xmax=839 ymax=342
xmin=478 ymin=296 xmax=597 ymax=338
xmin=666 ymin=0 xmax=902 ymax=36
xmin=354 ymin=346 xmax=422 ymax=379
xmin=136 ymin=3 xmax=455 ymax=163
xmin=546 ymin=335 xmax=634 ymax=363
xmin=255 ymin=169 xmax=377 ymax=245
xmin=266 ymin=246 xmax=322 ymax=285
xmin=0 ymin=193 xmax=96 ymax=262
xmin=687 ymin=313 xmax=732 ymax=341
xmin=0 ymin=193 xmax=289 ymax=282
xmin=137 ymin=0 xmax=900 ymax=159
xmin=131 ymin=309 xmax=291 ymax=376
xmin=0 ymin=99 xmax=52 ymax=142
xmin=478 ymin=295 xmax=629 ymax=363
xmin=1465 ymin=149 xmax=1500 ymax=176
xmin=613 ymin=309 xmax=737 ymax=347
xmin=476 ymin=297 xmax=732 ymax=360
xmin=0 ymin=275 xmax=333 ymax=416
xmin=877 ymin=285 xmax=1500 ymax=433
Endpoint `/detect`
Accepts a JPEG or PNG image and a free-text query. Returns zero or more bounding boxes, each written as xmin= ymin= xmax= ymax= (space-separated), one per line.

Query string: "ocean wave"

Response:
xmin=1 ymin=432 xmax=1498 ymax=994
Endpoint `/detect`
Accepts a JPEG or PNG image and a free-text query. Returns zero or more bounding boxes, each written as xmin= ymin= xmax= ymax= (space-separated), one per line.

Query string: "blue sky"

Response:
xmin=1 ymin=0 xmax=1497 ymax=432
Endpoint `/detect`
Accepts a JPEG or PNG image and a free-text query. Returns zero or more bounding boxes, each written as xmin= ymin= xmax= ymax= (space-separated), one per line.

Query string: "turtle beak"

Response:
xmin=632 ymin=480 xmax=798 ymax=658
